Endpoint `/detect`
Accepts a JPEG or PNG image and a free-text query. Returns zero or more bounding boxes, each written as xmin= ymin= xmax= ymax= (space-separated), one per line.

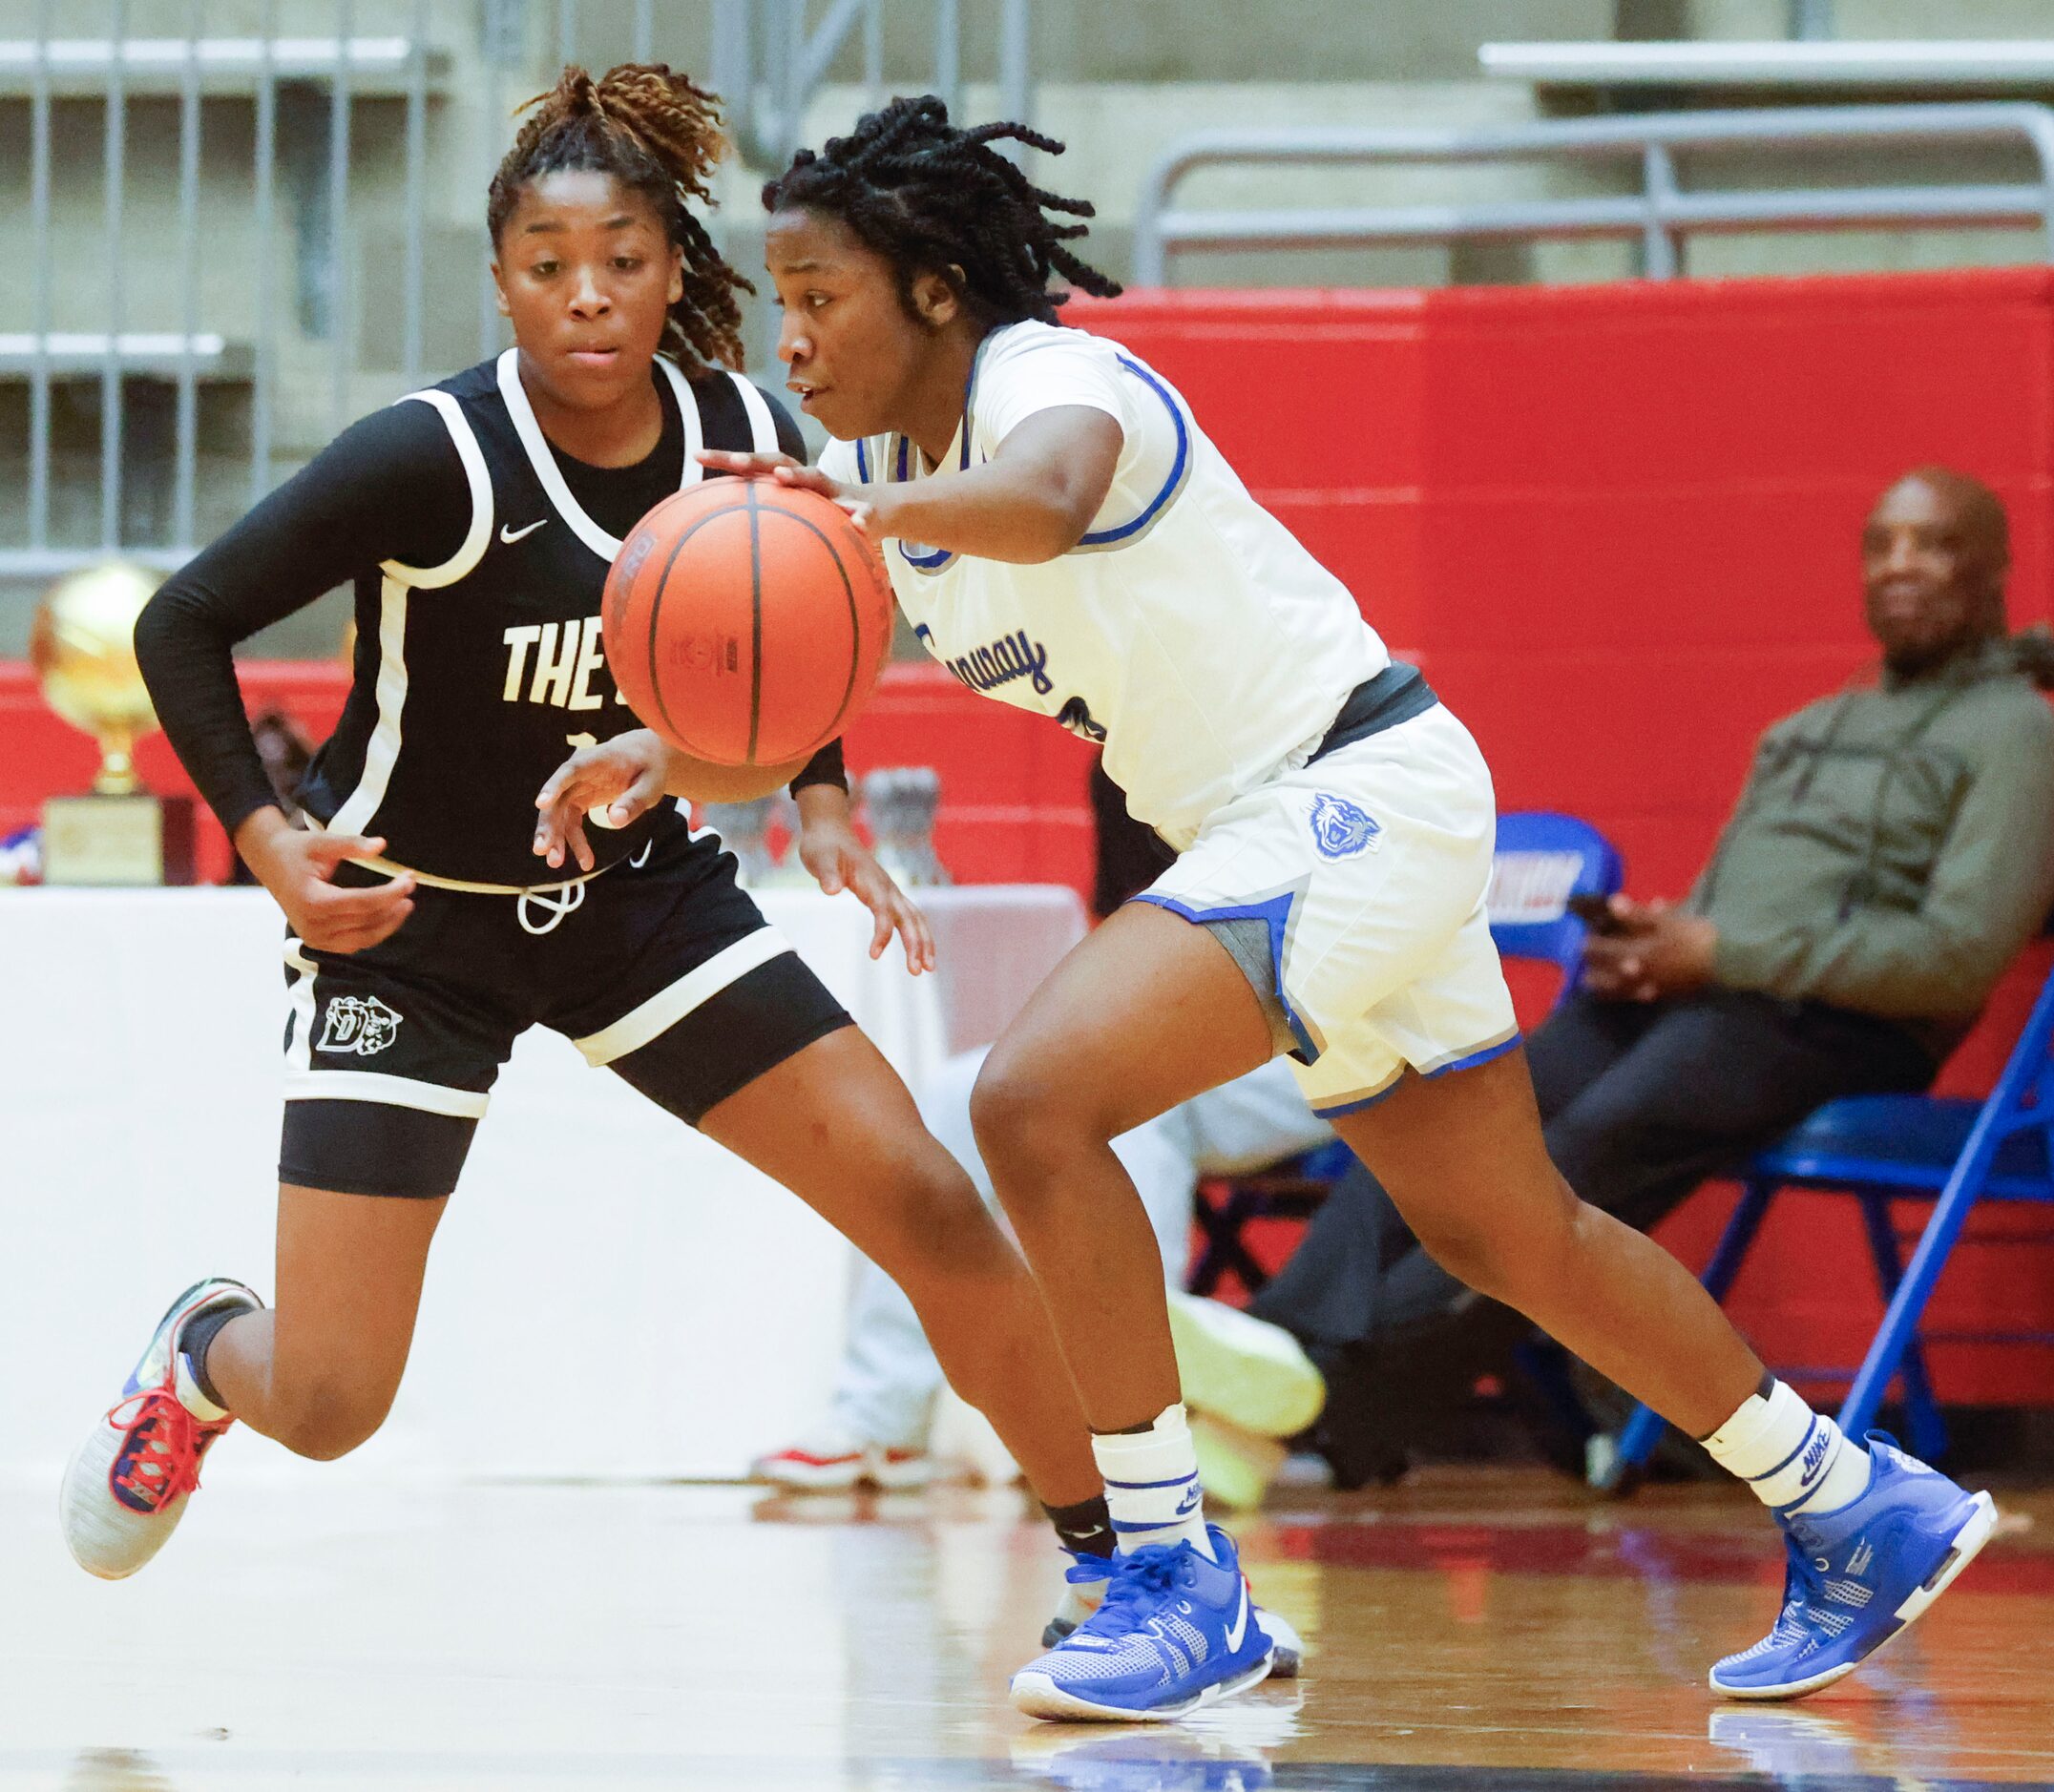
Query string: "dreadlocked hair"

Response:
xmin=762 ymin=95 xmax=1121 ymax=326
xmin=489 ymin=63 xmax=750 ymax=372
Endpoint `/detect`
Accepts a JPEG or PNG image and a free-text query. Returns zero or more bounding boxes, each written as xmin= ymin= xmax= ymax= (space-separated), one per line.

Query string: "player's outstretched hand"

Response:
xmin=235 ymin=810 xmax=414 ymax=954
xmin=796 ymin=806 xmax=936 ymax=976
xmin=534 ymin=730 xmax=671 ymax=874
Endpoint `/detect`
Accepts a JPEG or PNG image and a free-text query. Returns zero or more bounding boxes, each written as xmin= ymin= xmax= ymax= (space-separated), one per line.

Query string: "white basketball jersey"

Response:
xmin=818 ymin=321 xmax=1388 ymax=848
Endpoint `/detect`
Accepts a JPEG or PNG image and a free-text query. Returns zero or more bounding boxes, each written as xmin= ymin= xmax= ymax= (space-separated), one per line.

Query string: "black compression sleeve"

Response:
xmin=789 ymin=738 xmax=849 ymax=798
xmin=135 ymin=403 xmax=472 ymax=841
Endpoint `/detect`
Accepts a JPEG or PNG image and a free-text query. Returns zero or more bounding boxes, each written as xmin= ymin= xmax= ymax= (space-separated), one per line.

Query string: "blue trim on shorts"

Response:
xmin=1312 ymin=1031 xmax=1522 ymax=1119
xmin=1128 ymin=888 xmax=1320 ymax=1063
xmin=1310 ymin=1077 xmax=1406 ymax=1119
xmin=1421 ymin=1031 xmax=1523 ymax=1078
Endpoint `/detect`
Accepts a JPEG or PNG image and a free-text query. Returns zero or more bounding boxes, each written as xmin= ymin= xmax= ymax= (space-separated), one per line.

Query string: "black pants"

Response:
xmin=1250 ymin=989 xmax=1938 ymax=1483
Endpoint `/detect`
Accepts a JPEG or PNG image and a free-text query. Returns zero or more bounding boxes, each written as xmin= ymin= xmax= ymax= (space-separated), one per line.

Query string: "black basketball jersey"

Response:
xmin=298 ymin=351 xmax=782 ymax=889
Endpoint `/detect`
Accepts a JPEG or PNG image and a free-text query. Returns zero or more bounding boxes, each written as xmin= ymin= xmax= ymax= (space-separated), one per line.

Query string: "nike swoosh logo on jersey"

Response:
xmin=500 ymin=518 xmax=547 ymax=544
xmin=1225 ymin=1584 xmax=1249 ymax=1653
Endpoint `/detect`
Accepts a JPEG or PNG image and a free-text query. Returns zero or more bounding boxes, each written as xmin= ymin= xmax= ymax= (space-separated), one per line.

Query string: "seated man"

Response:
xmin=1176 ymin=465 xmax=2054 ymax=1490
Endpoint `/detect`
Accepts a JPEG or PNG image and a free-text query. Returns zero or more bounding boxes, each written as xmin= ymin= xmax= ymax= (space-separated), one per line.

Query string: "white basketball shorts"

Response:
xmin=1133 ymin=702 xmax=1519 ymax=1117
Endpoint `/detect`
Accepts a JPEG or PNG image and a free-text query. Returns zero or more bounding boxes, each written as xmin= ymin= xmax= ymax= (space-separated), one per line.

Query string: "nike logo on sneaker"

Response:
xmin=1847 ymin=1539 xmax=1876 ymax=1577
xmin=500 ymin=518 xmax=547 ymax=544
xmin=1225 ymin=1584 xmax=1249 ymax=1653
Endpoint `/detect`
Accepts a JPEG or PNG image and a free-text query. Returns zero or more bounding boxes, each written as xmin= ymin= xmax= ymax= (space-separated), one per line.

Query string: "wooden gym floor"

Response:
xmin=3 ymin=1467 xmax=2047 ymax=1789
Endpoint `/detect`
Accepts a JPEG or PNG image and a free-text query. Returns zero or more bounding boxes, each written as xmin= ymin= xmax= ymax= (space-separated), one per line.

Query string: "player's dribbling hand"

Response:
xmin=794 ymin=791 xmax=936 ymax=976
xmin=533 ymin=731 xmax=672 ymax=874
xmin=696 ymin=451 xmax=890 ymax=546
xmin=235 ymin=809 xmax=414 ymax=954
xmin=698 ymin=448 xmax=827 ymax=491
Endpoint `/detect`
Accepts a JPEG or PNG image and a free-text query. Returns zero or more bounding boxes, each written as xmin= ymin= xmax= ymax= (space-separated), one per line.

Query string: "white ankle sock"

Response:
xmin=1700 ymin=1380 xmax=1872 ymax=1516
xmin=1092 ymin=1403 xmax=1216 ymax=1558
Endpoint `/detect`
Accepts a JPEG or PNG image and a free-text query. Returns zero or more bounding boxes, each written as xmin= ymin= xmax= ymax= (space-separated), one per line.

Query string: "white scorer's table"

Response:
xmin=0 ymin=882 xmax=1084 ymax=1484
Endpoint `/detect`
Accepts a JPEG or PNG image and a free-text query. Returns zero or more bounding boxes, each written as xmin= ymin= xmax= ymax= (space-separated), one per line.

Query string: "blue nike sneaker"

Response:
xmin=1041 ymin=1550 xmax=1305 ymax=1677
xmin=1710 ymin=1433 xmax=1998 ymax=1700
xmin=1011 ymin=1526 xmax=1275 ymax=1721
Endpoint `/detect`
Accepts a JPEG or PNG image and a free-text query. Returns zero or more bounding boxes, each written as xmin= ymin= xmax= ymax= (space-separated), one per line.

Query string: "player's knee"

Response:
xmin=968 ymin=1052 xmax=1041 ymax=1165
xmin=970 ymin=1048 xmax=1100 ymax=1184
xmin=1413 ymin=1180 xmax=1584 ymax=1305
xmin=1407 ymin=1210 xmax=1505 ymax=1296
xmin=265 ymin=1376 xmax=394 ymax=1461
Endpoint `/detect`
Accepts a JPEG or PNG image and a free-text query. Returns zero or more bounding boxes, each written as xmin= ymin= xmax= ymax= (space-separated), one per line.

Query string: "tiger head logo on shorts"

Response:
xmin=1309 ymin=793 xmax=1381 ymax=862
xmin=316 ymin=994 xmax=403 ymax=1057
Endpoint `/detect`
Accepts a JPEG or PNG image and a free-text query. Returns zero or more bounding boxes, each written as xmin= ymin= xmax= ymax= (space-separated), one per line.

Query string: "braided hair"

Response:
xmin=489 ymin=64 xmax=750 ymax=372
xmin=763 ymin=95 xmax=1121 ymax=326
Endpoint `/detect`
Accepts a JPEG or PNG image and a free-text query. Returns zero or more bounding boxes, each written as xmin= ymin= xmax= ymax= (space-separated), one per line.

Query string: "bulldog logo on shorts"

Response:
xmin=316 ymin=995 xmax=403 ymax=1057
xmin=1309 ymin=793 xmax=1381 ymax=861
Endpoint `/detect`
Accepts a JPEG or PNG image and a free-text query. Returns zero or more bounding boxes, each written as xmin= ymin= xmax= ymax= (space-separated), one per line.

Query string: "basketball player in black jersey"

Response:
xmin=59 ymin=65 xmax=1112 ymax=1598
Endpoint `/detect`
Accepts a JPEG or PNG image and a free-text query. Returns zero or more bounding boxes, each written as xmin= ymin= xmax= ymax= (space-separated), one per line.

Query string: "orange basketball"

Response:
xmin=603 ymin=478 xmax=894 ymax=767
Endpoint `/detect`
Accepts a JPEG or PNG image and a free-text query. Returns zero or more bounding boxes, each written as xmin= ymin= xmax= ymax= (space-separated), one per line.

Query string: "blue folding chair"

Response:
xmin=1487 ymin=810 xmax=1625 ymax=996
xmin=1184 ymin=811 xmax=1623 ymax=1298
xmin=1604 ymin=958 xmax=2054 ymax=1486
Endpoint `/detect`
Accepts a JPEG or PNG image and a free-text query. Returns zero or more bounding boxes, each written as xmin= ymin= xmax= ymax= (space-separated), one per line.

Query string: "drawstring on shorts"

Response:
xmin=517 ymin=879 xmax=588 ymax=937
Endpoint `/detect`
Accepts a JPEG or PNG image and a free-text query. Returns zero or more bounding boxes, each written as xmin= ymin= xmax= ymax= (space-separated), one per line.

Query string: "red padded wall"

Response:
xmin=1085 ymin=272 xmax=2054 ymax=897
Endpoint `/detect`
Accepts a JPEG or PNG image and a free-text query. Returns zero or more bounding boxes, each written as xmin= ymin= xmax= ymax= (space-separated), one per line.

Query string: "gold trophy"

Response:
xmin=31 ymin=561 xmax=194 ymax=885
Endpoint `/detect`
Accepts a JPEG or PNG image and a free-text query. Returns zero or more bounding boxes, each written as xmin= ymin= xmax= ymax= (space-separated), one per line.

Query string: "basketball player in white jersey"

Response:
xmin=534 ymin=99 xmax=1996 ymax=1721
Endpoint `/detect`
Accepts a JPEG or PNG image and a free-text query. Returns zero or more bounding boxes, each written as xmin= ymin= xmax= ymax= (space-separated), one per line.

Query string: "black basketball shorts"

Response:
xmin=277 ymin=819 xmax=851 ymax=1198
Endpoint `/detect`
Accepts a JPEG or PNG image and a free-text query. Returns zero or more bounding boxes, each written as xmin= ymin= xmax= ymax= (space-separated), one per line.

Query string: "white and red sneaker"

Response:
xmin=751 ymin=1422 xmax=933 ymax=1491
xmin=60 ymin=1278 xmax=262 ymax=1579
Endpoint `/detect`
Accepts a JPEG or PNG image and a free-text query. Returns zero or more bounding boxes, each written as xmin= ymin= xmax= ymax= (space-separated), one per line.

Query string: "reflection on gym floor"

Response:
xmin=6 ymin=1470 xmax=2047 ymax=1791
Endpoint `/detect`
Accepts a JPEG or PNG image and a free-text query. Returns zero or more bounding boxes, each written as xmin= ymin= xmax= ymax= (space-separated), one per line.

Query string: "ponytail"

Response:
xmin=489 ymin=63 xmax=750 ymax=372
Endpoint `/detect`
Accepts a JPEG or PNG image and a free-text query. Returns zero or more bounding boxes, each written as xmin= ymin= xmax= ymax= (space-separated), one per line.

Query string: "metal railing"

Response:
xmin=3 ymin=1 xmax=1035 ymax=586
xmin=1477 ymin=39 xmax=2054 ymax=88
xmin=709 ymin=0 xmax=1033 ymax=173
xmin=1132 ymin=102 xmax=2054 ymax=287
xmin=6 ymin=0 xmax=443 ymax=580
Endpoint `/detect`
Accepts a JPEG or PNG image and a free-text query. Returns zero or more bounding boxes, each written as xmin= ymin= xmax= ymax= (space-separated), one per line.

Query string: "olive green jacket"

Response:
xmin=1690 ymin=637 xmax=2054 ymax=1060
